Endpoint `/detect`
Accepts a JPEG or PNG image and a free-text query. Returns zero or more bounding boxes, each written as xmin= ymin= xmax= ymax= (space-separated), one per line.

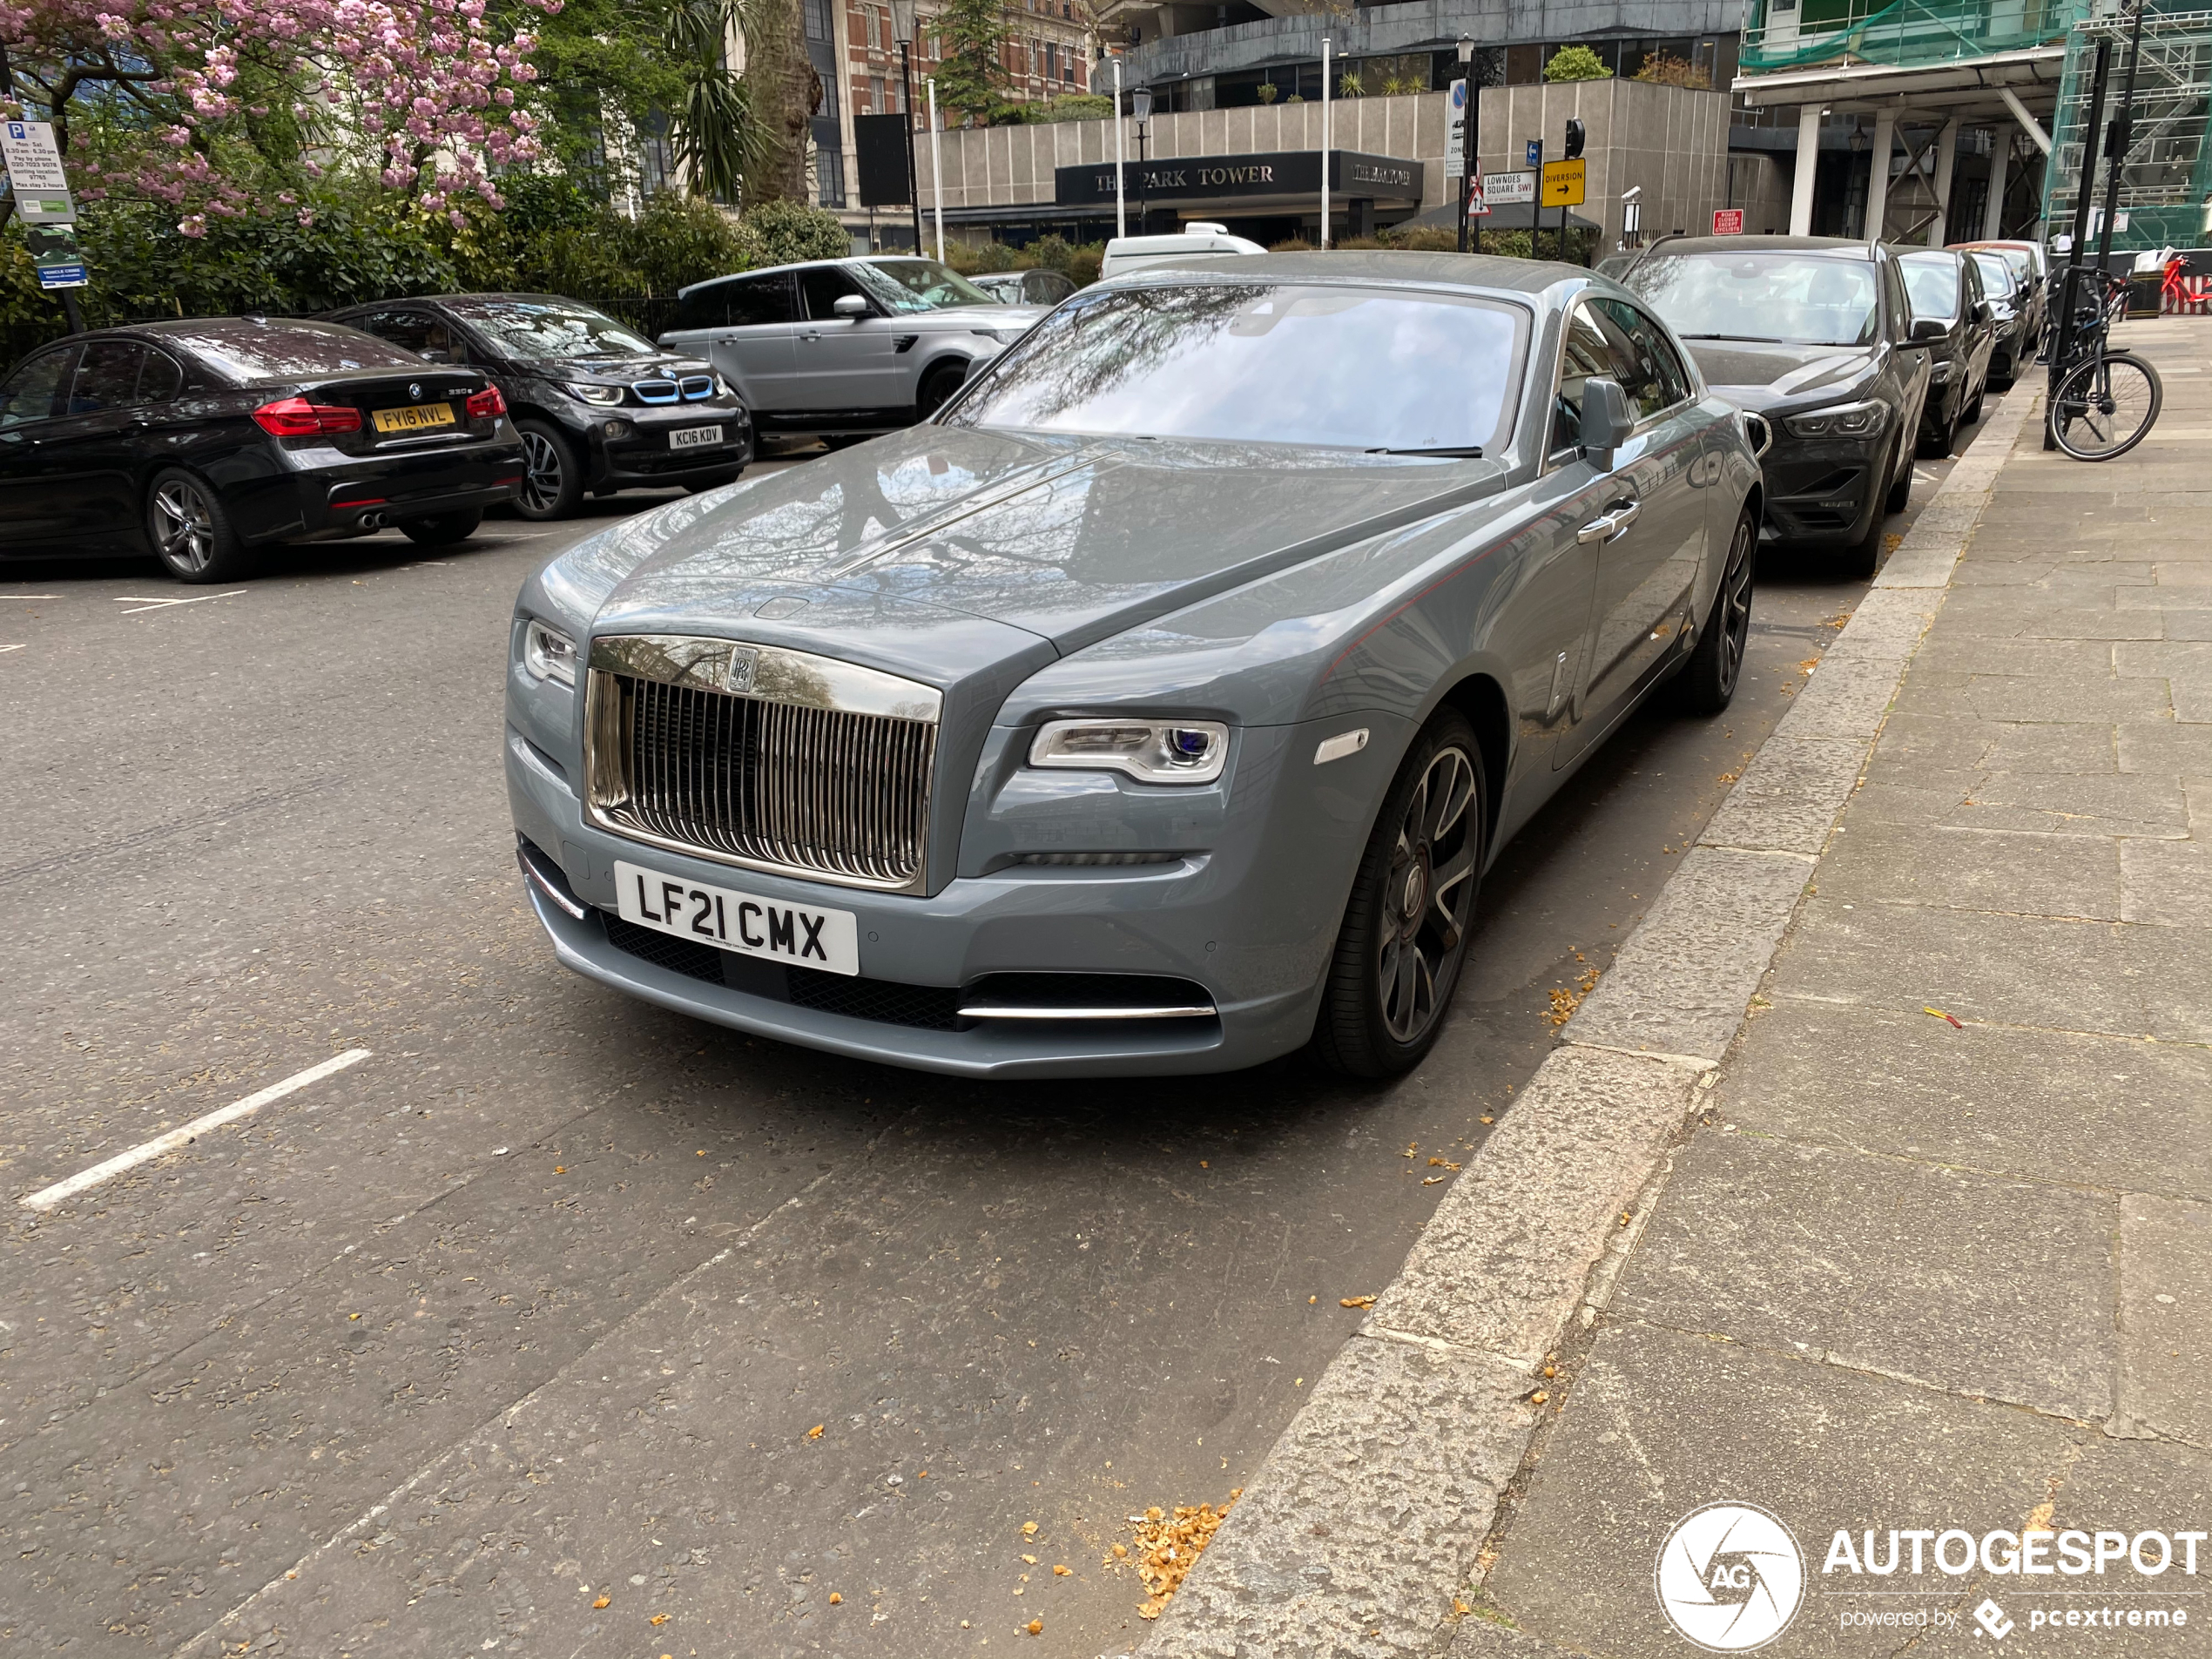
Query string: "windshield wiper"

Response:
xmin=1368 ymin=445 xmax=1484 ymax=457
xmin=1675 ymin=334 xmax=1794 ymax=343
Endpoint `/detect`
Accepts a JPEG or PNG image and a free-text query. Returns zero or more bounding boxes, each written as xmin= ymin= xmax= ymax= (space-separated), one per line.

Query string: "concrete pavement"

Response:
xmin=1469 ymin=320 xmax=2212 ymax=1657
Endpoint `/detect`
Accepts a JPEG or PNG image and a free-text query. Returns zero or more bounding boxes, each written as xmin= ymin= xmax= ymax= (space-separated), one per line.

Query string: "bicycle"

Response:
xmin=2047 ymin=268 xmax=2162 ymax=461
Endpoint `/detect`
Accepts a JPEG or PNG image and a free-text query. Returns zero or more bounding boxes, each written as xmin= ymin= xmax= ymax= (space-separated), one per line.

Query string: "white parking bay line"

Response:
xmin=19 ymin=1049 xmax=371 ymax=1213
xmin=114 ymin=590 xmax=249 ymax=616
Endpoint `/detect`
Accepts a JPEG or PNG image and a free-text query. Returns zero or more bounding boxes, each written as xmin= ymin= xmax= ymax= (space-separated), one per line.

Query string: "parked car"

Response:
xmin=1897 ymin=248 xmax=1996 ymax=456
xmin=660 ymin=258 xmax=1045 ymax=445
xmin=0 ymin=316 xmax=522 ymax=583
xmin=1622 ymin=234 xmax=1935 ymax=578
xmin=972 ymin=268 xmax=1079 ymax=306
xmin=1099 ymin=222 xmax=1267 ymax=280
xmin=1957 ymin=238 xmax=2048 ymax=356
xmin=325 ymin=293 xmax=752 ymax=520
xmin=508 ymin=252 xmax=1762 ymax=1081
xmin=1962 ymin=246 xmax=2032 ymax=388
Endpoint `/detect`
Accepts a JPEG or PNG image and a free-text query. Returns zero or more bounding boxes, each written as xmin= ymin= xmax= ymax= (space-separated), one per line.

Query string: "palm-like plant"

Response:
xmin=665 ymin=0 xmax=759 ymax=202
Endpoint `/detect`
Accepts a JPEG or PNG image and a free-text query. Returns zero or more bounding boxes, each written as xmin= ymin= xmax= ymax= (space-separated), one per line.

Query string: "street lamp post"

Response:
xmin=1112 ymin=57 xmax=1126 ymax=239
xmin=1456 ymin=35 xmax=1477 ymax=255
xmin=889 ymin=0 xmax=923 ymax=256
xmin=1132 ymin=85 xmax=1152 ymax=231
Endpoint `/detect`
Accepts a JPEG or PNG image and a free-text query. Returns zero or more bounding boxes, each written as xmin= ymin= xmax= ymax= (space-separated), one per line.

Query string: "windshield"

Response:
xmin=1899 ymin=255 xmax=1962 ymax=321
xmin=1627 ymin=253 xmax=1880 ymax=347
xmin=445 ymin=299 xmax=656 ymax=360
xmin=945 ymin=282 xmax=1527 ymax=454
xmin=154 ymin=320 xmax=422 ymax=381
xmin=1969 ymin=251 xmax=2015 ymax=297
xmin=855 ymin=259 xmax=1001 ymax=312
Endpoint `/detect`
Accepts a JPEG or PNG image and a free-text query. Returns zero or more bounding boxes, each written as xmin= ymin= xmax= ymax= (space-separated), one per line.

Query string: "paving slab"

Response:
xmin=1610 ymin=1132 xmax=2116 ymax=1420
xmin=1811 ymin=819 xmax=2124 ymax=920
xmin=2117 ymin=1194 xmax=2212 ymax=1449
xmin=1696 ymin=738 xmax=1866 ymax=857
xmin=2120 ymin=839 xmax=2212 ymax=927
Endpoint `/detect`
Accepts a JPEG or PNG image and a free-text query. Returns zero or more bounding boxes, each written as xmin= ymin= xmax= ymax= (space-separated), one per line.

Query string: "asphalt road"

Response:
xmin=0 ymin=420 xmax=1979 ymax=1659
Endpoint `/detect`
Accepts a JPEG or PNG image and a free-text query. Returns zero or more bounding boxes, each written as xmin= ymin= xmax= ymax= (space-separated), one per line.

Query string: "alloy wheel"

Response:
xmin=519 ymin=430 xmax=564 ymax=515
xmin=1378 ymin=745 xmax=1479 ymax=1043
xmin=152 ymin=479 xmax=215 ymax=575
xmin=1716 ymin=516 xmax=1754 ymax=699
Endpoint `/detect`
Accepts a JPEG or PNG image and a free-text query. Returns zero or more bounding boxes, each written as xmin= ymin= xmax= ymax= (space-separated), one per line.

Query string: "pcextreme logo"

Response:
xmin=1655 ymin=1502 xmax=1808 ymax=1651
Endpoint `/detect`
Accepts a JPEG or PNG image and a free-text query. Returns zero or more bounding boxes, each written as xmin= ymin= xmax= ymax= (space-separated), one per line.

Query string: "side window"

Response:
xmin=0 ymin=347 xmax=78 ymax=429
xmin=671 ymin=285 xmax=725 ymax=332
xmin=799 ymin=264 xmax=869 ymax=320
xmin=68 ymin=341 xmax=149 ymax=414
xmin=138 ymin=349 xmax=185 ymax=404
xmin=1585 ymin=300 xmax=1676 ymax=420
xmin=727 ymin=273 xmax=799 ymax=327
xmin=1597 ymin=299 xmax=1692 ymax=414
xmin=1550 ymin=304 xmax=1614 ymax=459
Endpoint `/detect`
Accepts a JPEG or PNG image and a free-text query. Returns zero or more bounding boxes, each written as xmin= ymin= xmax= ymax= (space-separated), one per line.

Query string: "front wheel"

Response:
xmin=1675 ymin=508 xmax=1755 ymax=716
xmin=147 ymin=469 xmax=248 ymax=583
xmin=514 ymin=420 xmax=583 ymax=519
xmin=1313 ymin=712 xmax=1486 ymax=1078
xmin=916 ymin=362 xmax=967 ymax=419
xmin=399 ymin=509 xmax=482 ymax=547
xmin=2050 ymin=350 xmax=2161 ymax=461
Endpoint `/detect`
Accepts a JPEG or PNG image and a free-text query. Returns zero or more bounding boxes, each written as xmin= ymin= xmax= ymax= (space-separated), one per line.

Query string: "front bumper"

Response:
xmin=504 ymin=725 xmax=1343 ymax=1077
xmin=583 ymin=403 xmax=753 ymax=492
xmin=1757 ymin=430 xmax=1891 ymax=545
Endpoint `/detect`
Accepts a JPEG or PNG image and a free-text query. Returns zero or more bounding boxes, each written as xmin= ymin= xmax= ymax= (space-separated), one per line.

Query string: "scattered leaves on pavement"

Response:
xmin=1022 ymin=1521 xmax=1039 ymax=1536
xmin=1427 ymin=1157 xmax=1460 ymax=1170
xmin=1547 ymin=965 xmax=1603 ymax=1027
xmin=1027 ymin=1619 xmax=1044 ymax=1635
xmin=806 ymin=1425 xmax=824 ymax=1440
xmin=651 ymin=1611 xmax=670 ymax=1624
xmin=826 ymin=1594 xmax=840 ymax=1607
xmin=1923 ymin=1006 xmax=1964 ymax=1029
xmin=592 ymin=1595 xmax=610 ymax=1609
xmin=1339 ymin=1296 xmax=1376 ymax=1309
xmin=1022 ymin=1554 xmax=1037 ymax=1565
xmin=1109 ymin=1493 xmax=1243 ymax=1620
xmin=1054 ymin=1564 xmax=1071 ymax=1576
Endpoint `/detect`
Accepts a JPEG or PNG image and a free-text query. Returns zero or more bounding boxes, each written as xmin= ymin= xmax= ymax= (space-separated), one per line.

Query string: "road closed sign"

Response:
xmin=1712 ymin=207 xmax=1745 ymax=235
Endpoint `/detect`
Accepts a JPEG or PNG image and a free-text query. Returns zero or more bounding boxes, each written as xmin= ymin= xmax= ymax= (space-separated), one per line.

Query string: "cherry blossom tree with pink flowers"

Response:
xmin=0 ymin=0 xmax=563 ymax=233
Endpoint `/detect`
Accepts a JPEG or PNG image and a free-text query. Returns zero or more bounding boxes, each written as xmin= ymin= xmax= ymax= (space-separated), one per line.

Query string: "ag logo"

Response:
xmin=1655 ymin=1502 xmax=1805 ymax=1652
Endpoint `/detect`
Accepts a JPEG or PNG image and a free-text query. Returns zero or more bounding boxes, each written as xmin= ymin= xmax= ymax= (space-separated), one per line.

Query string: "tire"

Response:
xmin=398 ymin=508 xmax=482 ymax=547
xmin=1918 ymin=394 xmax=1959 ymax=458
xmin=146 ymin=469 xmax=249 ymax=583
xmin=514 ymin=419 xmax=583 ymax=520
xmin=1839 ymin=455 xmax=1892 ymax=582
xmin=1884 ymin=434 xmax=1912 ymax=514
xmin=682 ymin=469 xmax=744 ymax=493
xmin=819 ymin=434 xmax=873 ymax=451
xmin=916 ymin=362 xmax=967 ymax=419
xmin=1313 ymin=711 xmax=1486 ymax=1079
xmin=2049 ymin=350 xmax=2161 ymax=462
xmin=1675 ymin=508 xmax=1755 ymax=716
xmin=1963 ymin=379 xmax=1986 ymax=426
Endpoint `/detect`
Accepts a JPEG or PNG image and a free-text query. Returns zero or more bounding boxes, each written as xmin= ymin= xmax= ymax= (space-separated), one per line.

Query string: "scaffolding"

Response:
xmin=1742 ymin=0 xmax=2087 ymax=73
xmin=2040 ymin=3 xmax=2212 ymax=251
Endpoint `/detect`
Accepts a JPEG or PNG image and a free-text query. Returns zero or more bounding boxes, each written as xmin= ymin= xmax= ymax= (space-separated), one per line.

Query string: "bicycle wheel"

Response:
xmin=2050 ymin=350 xmax=2162 ymax=462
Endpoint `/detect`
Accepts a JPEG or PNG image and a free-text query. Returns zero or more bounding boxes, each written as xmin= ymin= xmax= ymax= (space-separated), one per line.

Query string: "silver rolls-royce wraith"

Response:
xmin=507 ymin=252 xmax=1763 ymax=1080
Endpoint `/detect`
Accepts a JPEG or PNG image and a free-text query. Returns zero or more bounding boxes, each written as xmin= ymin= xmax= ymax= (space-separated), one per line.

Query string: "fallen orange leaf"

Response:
xmin=1340 ymin=1296 xmax=1376 ymax=1309
xmin=1027 ymin=1619 xmax=1043 ymax=1635
xmin=592 ymin=1595 xmax=610 ymax=1609
xmin=827 ymin=1593 xmax=841 ymax=1606
xmin=806 ymin=1424 xmax=824 ymax=1440
xmin=650 ymin=1612 xmax=669 ymax=1625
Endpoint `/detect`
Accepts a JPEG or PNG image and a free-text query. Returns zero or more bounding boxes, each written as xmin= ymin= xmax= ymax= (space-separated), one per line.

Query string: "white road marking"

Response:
xmin=0 ymin=644 xmax=24 ymax=654
xmin=114 ymin=590 xmax=249 ymax=615
xmin=19 ymin=1049 xmax=371 ymax=1212
xmin=0 ymin=593 xmax=62 ymax=600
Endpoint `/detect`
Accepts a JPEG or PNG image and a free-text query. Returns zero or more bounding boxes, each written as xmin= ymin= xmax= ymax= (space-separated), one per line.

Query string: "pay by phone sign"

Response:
xmin=2 ymin=120 xmax=77 ymax=223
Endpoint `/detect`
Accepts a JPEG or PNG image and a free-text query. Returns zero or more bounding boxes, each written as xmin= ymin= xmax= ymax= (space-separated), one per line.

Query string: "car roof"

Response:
xmin=1641 ymin=234 xmax=1884 ymax=260
xmin=1100 ymin=249 xmax=1600 ymax=297
xmin=678 ymin=256 xmax=954 ymax=295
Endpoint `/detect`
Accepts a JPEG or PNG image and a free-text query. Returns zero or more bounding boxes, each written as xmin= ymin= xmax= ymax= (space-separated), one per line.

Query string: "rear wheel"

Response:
xmin=515 ymin=419 xmax=582 ymax=520
xmin=147 ymin=469 xmax=248 ymax=583
xmin=399 ymin=508 xmax=482 ymax=547
xmin=2050 ymin=351 xmax=2161 ymax=461
xmin=1314 ymin=711 xmax=1486 ymax=1078
xmin=1919 ymin=394 xmax=1959 ymax=457
xmin=1676 ymin=508 xmax=1755 ymax=716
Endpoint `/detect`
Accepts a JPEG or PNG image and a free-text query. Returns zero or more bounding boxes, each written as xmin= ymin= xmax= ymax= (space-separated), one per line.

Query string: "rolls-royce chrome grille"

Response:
xmin=584 ymin=635 xmax=941 ymax=893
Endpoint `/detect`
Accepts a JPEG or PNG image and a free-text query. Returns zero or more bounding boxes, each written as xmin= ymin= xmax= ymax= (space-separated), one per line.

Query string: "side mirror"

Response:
xmin=1581 ymin=376 xmax=1635 ymax=469
xmin=1973 ymin=300 xmax=1994 ymax=324
xmin=833 ymin=293 xmax=871 ymax=320
xmin=1907 ymin=315 xmax=1947 ymax=345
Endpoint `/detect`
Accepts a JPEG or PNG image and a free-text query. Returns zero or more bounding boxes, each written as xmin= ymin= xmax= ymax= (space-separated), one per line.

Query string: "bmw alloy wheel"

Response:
xmin=152 ymin=478 xmax=216 ymax=576
xmin=1379 ymin=745 xmax=1480 ymax=1043
xmin=519 ymin=429 xmax=564 ymax=515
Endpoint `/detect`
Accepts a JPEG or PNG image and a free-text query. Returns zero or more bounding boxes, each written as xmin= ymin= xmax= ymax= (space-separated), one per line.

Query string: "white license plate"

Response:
xmin=614 ymin=860 xmax=859 ymax=976
xmin=669 ymin=424 xmax=725 ymax=451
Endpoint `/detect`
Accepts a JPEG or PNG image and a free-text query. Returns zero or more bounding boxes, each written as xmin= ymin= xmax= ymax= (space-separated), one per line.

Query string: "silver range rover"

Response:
xmin=659 ymin=257 xmax=1046 ymax=446
xmin=516 ymin=252 xmax=1763 ymax=1080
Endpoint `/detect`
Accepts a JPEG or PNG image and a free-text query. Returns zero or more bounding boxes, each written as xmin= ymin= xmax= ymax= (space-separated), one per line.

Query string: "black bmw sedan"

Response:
xmin=0 ymin=317 xmax=523 ymax=583
xmin=324 ymin=294 xmax=752 ymax=518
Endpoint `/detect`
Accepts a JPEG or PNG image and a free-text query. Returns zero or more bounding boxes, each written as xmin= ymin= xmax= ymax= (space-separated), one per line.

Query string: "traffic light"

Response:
xmin=1563 ymin=117 xmax=1585 ymax=161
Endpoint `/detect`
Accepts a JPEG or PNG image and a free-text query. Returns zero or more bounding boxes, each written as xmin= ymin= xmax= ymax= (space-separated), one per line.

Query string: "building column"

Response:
xmin=1929 ymin=116 xmax=1959 ymax=246
xmin=1865 ymin=108 xmax=1897 ymax=241
xmin=1983 ymin=127 xmax=2011 ymax=239
xmin=1790 ymin=103 xmax=1822 ymax=235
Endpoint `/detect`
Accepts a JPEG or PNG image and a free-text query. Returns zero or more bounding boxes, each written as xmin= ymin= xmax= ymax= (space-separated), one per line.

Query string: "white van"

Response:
xmin=1099 ymin=222 xmax=1269 ymax=280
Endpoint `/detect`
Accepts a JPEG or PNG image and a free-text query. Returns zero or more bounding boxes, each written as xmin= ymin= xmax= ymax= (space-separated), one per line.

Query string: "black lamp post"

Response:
xmin=1456 ymin=35 xmax=1477 ymax=255
xmin=890 ymin=0 xmax=923 ymax=254
xmin=1132 ymin=85 xmax=1152 ymax=230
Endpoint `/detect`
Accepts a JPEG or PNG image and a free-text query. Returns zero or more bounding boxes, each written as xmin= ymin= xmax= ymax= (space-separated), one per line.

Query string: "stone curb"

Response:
xmin=1135 ymin=386 xmax=2043 ymax=1659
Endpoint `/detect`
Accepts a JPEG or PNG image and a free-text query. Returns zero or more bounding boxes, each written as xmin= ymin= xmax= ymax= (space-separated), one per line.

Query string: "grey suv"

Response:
xmin=660 ymin=258 xmax=1045 ymax=445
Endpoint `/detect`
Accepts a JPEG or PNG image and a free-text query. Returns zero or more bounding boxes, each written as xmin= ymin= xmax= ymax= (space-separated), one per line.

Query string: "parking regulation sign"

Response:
xmin=1712 ymin=207 xmax=1746 ymax=235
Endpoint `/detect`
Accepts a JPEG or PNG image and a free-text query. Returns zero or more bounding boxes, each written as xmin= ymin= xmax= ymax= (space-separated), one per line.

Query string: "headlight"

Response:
xmin=1029 ymin=718 xmax=1230 ymax=785
xmin=523 ymin=618 xmax=577 ymax=686
xmin=566 ymin=382 xmax=624 ymax=407
xmin=714 ymin=373 xmax=735 ymax=398
xmin=1782 ymin=400 xmax=1886 ymax=440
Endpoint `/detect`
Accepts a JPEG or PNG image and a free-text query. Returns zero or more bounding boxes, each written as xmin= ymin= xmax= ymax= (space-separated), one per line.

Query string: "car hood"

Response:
xmin=911 ymin=305 xmax=1049 ymax=329
xmin=586 ymin=424 xmax=1508 ymax=668
xmin=529 ymin=352 xmax=714 ymax=384
xmin=1682 ymin=341 xmax=1878 ymax=411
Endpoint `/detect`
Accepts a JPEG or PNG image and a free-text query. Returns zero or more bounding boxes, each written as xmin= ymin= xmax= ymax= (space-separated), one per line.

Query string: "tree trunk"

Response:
xmin=743 ymin=0 xmax=817 ymax=204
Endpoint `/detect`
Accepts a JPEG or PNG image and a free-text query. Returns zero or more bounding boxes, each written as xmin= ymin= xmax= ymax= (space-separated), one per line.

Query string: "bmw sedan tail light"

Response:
xmin=252 ymin=396 xmax=362 ymax=436
xmin=467 ymin=385 xmax=508 ymax=419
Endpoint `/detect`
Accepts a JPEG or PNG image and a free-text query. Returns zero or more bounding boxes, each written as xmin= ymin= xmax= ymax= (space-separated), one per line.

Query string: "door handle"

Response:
xmin=1576 ymin=498 xmax=1641 ymax=544
xmin=799 ymin=331 xmax=821 ymax=342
